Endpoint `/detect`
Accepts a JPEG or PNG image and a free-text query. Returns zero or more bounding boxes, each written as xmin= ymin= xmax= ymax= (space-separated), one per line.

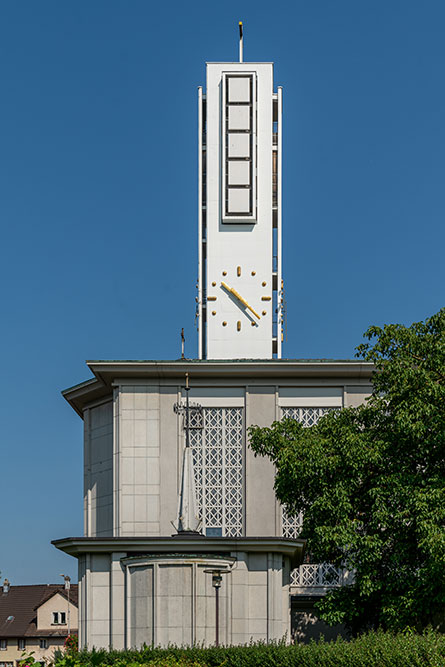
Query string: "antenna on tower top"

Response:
xmin=239 ymin=21 xmax=243 ymax=62
xmin=181 ymin=328 xmax=185 ymax=359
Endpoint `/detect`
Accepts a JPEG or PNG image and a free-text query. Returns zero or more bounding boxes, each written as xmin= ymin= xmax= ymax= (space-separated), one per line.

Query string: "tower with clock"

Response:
xmin=197 ymin=38 xmax=283 ymax=359
xmin=54 ymin=26 xmax=374 ymax=649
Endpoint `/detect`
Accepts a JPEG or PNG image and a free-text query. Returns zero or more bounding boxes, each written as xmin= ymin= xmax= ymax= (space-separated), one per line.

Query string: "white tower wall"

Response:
xmin=198 ymin=62 xmax=282 ymax=359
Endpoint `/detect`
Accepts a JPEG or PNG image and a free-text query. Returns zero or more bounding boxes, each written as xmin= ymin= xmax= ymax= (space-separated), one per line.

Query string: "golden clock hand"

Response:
xmin=221 ymin=281 xmax=261 ymax=320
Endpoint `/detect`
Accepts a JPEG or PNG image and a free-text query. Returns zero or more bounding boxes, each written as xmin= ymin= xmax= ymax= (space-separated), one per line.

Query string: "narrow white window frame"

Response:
xmin=221 ymin=72 xmax=257 ymax=223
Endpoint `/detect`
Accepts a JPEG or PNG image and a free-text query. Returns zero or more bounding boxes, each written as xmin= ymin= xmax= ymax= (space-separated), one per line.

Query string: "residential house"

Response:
xmin=0 ymin=580 xmax=78 ymax=666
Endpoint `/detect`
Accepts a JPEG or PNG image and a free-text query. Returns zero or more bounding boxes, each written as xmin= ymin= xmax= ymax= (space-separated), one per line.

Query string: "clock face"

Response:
xmin=207 ymin=266 xmax=271 ymax=333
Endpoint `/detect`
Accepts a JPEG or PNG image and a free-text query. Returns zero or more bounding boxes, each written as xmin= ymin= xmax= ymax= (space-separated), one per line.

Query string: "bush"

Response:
xmin=52 ymin=630 xmax=445 ymax=667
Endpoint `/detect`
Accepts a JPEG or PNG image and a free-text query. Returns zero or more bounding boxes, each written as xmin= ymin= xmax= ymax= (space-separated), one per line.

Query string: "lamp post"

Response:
xmin=60 ymin=574 xmax=71 ymax=636
xmin=204 ymin=569 xmax=229 ymax=646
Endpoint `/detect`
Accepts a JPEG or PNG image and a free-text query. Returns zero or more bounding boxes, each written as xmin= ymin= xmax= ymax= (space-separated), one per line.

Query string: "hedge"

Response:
xmin=53 ymin=630 xmax=445 ymax=667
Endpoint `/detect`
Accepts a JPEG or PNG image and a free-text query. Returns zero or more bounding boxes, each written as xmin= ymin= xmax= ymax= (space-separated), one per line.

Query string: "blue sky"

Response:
xmin=1 ymin=0 xmax=444 ymax=584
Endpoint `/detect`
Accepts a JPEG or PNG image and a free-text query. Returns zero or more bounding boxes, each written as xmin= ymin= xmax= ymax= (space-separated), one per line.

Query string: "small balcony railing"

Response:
xmin=291 ymin=563 xmax=352 ymax=592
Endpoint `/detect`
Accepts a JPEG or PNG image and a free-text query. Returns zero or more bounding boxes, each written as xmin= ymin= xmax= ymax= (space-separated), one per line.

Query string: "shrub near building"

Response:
xmin=53 ymin=630 xmax=445 ymax=667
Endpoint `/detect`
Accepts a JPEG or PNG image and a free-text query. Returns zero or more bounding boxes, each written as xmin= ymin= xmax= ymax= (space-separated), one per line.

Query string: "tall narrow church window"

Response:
xmin=281 ymin=406 xmax=344 ymax=590
xmin=189 ymin=407 xmax=244 ymax=537
xmin=280 ymin=407 xmax=339 ymax=539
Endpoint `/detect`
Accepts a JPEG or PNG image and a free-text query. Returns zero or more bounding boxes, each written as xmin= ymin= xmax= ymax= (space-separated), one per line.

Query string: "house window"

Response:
xmin=52 ymin=612 xmax=66 ymax=625
xmin=0 ymin=640 xmax=7 ymax=650
xmin=190 ymin=407 xmax=244 ymax=537
xmin=39 ymin=639 xmax=48 ymax=650
xmin=18 ymin=639 xmax=25 ymax=650
xmin=0 ymin=663 xmax=14 ymax=667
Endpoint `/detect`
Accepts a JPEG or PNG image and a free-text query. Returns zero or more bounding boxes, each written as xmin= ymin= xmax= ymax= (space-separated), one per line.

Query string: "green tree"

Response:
xmin=249 ymin=309 xmax=445 ymax=633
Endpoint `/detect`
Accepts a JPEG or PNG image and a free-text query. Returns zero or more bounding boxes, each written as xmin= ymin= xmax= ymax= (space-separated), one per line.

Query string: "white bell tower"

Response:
xmin=197 ymin=26 xmax=283 ymax=359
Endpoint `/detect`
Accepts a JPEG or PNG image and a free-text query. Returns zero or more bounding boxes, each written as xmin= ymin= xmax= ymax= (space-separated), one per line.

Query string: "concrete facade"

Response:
xmin=55 ymin=537 xmax=303 ymax=649
xmin=74 ymin=361 xmax=372 ymax=541
xmin=55 ymin=359 xmax=373 ymax=648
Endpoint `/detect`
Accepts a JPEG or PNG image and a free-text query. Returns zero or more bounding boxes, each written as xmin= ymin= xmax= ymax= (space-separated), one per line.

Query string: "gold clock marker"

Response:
xmin=221 ymin=281 xmax=261 ymax=320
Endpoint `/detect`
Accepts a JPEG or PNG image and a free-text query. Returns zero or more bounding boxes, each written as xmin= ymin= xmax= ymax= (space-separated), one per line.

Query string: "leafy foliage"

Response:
xmin=17 ymin=650 xmax=42 ymax=667
xmin=249 ymin=309 xmax=445 ymax=632
xmin=53 ymin=631 xmax=445 ymax=667
xmin=64 ymin=635 xmax=79 ymax=654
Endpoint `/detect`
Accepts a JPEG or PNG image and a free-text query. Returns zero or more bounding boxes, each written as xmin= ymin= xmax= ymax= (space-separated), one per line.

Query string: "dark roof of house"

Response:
xmin=0 ymin=584 xmax=78 ymax=638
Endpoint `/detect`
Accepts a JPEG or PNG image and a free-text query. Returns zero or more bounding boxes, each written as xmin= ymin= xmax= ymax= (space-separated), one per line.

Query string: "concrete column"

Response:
xmin=84 ymin=409 xmax=91 ymax=537
xmin=281 ymin=556 xmax=292 ymax=641
xmin=230 ymin=551 xmax=249 ymax=643
xmin=267 ymin=552 xmax=284 ymax=641
xmin=77 ymin=555 xmax=87 ymax=649
xmin=159 ymin=387 xmax=180 ymax=534
xmin=245 ymin=387 xmax=278 ymax=536
xmin=110 ymin=552 xmax=126 ymax=649
xmin=113 ymin=388 xmax=120 ymax=537
xmin=88 ymin=554 xmax=111 ymax=648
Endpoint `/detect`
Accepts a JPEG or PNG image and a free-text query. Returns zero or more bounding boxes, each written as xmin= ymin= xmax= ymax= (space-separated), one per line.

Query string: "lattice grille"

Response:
xmin=280 ymin=407 xmax=337 ymax=538
xmin=190 ymin=408 xmax=243 ymax=537
xmin=281 ymin=406 xmax=337 ymax=427
xmin=187 ymin=407 xmax=203 ymax=429
xmin=282 ymin=508 xmax=303 ymax=538
xmin=291 ymin=563 xmax=343 ymax=587
xmin=281 ymin=406 xmax=345 ymax=590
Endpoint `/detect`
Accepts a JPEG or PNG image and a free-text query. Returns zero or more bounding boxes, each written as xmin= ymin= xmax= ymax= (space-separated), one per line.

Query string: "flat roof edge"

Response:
xmin=62 ymin=359 xmax=374 ymax=417
xmin=52 ymin=536 xmax=306 ymax=564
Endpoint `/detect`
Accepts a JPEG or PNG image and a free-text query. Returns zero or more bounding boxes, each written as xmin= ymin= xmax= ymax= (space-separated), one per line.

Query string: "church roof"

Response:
xmin=62 ymin=358 xmax=374 ymax=417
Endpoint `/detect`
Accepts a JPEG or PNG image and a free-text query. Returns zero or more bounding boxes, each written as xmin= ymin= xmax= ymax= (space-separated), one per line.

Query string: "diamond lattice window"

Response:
xmin=282 ymin=508 xmax=303 ymax=538
xmin=281 ymin=406 xmax=344 ymax=590
xmin=189 ymin=407 xmax=243 ymax=537
xmin=281 ymin=406 xmax=337 ymax=428
xmin=281 ymin=407 xmax=338 ymax=539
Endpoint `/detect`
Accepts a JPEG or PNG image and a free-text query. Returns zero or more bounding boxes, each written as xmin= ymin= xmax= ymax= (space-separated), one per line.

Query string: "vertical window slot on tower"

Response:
xmin=222 ymin=73 xmax=256 ymax=221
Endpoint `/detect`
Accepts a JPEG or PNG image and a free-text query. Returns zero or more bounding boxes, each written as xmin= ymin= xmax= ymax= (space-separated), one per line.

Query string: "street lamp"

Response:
xmin=60 ymin=575 xmax=71 ymax=636
xmin=204 ymin=569 xmax=229 ymax=646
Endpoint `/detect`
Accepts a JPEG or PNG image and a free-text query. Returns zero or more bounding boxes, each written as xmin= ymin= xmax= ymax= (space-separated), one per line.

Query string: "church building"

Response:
xmin=54 ymin=28 xmax=373 ymax=647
